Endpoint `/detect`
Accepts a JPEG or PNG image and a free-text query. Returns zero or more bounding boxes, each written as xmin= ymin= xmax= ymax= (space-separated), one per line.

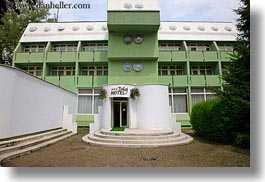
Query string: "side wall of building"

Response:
xmin=0 ymin=65 xmax=77 ymax=139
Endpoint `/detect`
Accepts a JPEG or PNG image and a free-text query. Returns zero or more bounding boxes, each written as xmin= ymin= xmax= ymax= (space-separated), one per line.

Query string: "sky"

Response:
xmin=43 ymin=0 xmax=241 ymax=23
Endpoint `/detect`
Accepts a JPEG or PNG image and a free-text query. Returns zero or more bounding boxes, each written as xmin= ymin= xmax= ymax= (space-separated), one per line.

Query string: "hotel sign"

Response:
xmin=106 ymin=85 xmax=135 ymax=98
xmin=111 ymin=87 xmax=128 ymax=96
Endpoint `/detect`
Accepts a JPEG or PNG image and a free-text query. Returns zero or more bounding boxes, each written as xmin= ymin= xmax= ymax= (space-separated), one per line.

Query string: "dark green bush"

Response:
xmin=235 ymin=133 xmax=250 ymax=149
xmin=190 ymin=98 xmax=250 ymax=148
xmin=190 ymin=99 xmax=232 ymax=143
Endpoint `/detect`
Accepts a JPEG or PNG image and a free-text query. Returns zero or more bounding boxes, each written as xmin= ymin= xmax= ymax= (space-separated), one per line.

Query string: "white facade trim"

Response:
xmin=19 ymin=21 xmax=237 ymax=43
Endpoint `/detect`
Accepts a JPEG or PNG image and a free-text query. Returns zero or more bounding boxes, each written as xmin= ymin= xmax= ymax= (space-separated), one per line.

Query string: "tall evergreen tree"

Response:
xmin=219 ymin=0 xmax=250 ymax=147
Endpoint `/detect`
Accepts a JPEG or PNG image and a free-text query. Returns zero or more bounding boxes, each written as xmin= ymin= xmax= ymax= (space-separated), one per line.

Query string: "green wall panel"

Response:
xmin=93 ymin=76 xmax=108 ymax=87
xmin=45 ymin=76 xmax=60 ymax=86
xmin=173 ymin=76 xmax=188 ymax=86
xmin=158 ymin=51 xmax=171 ymax=62
xmin=61 ymin=52 xmax=77 ymax=62
xmin=108 ymin=60 xmax=158 ymax=84
xmin=79 ymin=52 xmax=93 ymax=62
xmin=108 ymin=12 xmax=160 ymax=32
xmin=108 ymin=32 xmax=159 ymax=60
xmin=189 ymin=51 xmax=204 ymax=61
xmin=204 ymin=51 xmax=218 ymax=61
xmin=29 ymin=53 xmax=45 ymax=62
xmin=190 ymin=76 xmax=206 ymax=86
xmin=176 ymin=113 xmax=191 ymax=127
xmin=94 ymin=51 xmax=108 ymax=62
xmin=77 ymin=76 xmax=93 ymax=87
xmin=158 ymin=76 xmax=172 ymax=85
xmin=76 ymin=114 xmax=94 ymax=127
xmin=46 ymin=52 xmax=61 ymax=62
xmin=220 ymin=52 xmax=233 ymax=62
xmin=172 ymin=51 xmax=187 ymax=61
xmin=15 ymin=53 xmax=29 ymax=63
xmin=60 ymin=76 xmax=76 ymax=93
xmin=206 ymin=75 xmax=221 ymax=86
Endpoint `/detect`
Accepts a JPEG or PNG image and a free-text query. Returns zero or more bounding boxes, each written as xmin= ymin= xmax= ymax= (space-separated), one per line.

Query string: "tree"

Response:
xmin=0 ymin=1 xmax=48 ymax=60
xmin=218 ymin=0 xmax=250 ymax=147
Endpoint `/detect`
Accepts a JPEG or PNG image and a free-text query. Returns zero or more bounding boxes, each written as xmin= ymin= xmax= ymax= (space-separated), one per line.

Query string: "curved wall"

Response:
xmin=136 ymin=85 xmax=171 ymax=129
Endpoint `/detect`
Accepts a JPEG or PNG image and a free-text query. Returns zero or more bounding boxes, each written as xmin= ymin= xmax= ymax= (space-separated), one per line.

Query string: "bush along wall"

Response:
xmin=190 ymin=98 xmax=250 ymax=148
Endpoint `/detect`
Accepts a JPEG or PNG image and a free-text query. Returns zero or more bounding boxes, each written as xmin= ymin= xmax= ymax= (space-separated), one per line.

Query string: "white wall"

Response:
xmin=0 ymin=65 xmax=77 ymax=139
xmin=136 ymin=85 xmax=171 ymax=129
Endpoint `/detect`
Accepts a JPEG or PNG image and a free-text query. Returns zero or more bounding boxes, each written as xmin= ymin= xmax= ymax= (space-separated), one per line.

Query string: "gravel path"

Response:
xmin=2 ymin=129 xmax=250 ymax=167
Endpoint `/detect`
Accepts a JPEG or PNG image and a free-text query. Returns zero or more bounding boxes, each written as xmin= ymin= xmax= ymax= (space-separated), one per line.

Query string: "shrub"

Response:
xmin=190 ymin=98 xmax=250 ymax=148
xmin=235 ymin=133 xmax=250 ymax=149
xmin=190 ymin=99 xmax=232 ymax=143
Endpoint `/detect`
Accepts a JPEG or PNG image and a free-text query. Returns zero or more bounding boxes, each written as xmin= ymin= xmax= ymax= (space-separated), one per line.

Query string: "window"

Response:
xmin=82 ymin=43 xmax=108 ymax=51
xmin=22 ymin=66 xmax=42 ymax=76
xmin=191 ymin=88 xmax=216 ymax=106
xmin=24 ymin=45 xmax=46 ymax=52
xmin=78 ymin=89 xmax=103 ymax=114
xmin=159 ymin=43 xmax=180 ymax=51
xmin=50 ymin=66 xmax=75 ymax=76
xmin=80 ymin=65 xmax=108 ymax=76
xmin=190 ymin=65 xmax=213 ymax=75
xmin=169 ymin=88 xmax=188 ymax=113
xmin=187 ymin=44 xmax=210 ymax=51
xmin=53 ymin=44 xmax=77 ymax=52
xmin=218 ymin=44 xmax=234 ymax=52
xmin=158 ymin=65 xmax=183 ymax=76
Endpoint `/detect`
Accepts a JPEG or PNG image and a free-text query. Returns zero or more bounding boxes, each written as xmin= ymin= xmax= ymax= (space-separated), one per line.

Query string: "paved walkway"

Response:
xmin=2 ymin=129 xmax=250 ymax=167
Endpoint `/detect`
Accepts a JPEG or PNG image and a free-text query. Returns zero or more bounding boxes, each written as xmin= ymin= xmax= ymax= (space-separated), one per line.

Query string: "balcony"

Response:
xmin=93 ymin=76 xmax=108 ymax=87
xmin=79 ymin=52 xmax=93 ymax=62
xmin=158 ymin=76 xmax=172 ymax=85
xmin=158 ymin=51 xmax=171 ymax=62
xmin=189 ymin=51 xmax=204 ymax=61
xmin=206 ymin=75 xmax=221 ymax=86
xmin=220 ymin=52 xmax=233 ymax=62
xmin=94 ymin=51 xmax=108 ymax=62
xmin=172 ymin=51 xmax=187 ymax=61
xmin=46 ymin=52 xmax=77 ymax=62
xmin=204 ymin=51 xmax=219 ymax=61
xmin=44 ymin=76 xmax=76 ymax=93
xmin=14 ymin=53 xmax=30 ymax=63
xmin=77 ymin=76 xmax=93 ymax=87
xmin=173 ymin=76 xmax=188 ymax=86
xmin=190 ymin=75 xmax=205 ymax=86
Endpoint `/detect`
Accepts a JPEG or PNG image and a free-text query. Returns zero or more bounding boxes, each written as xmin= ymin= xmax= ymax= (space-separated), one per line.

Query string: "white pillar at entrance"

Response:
xmin=136 ymin=85 xmax=171 ymax=129
xmin=102 ymin=97 xmax=112 ymax=129
xmin=129 ymin=98 xmax=137 ymax=129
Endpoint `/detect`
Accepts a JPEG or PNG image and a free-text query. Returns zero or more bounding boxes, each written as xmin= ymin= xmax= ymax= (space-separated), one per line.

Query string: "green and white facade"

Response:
xmin=12 ymin=0 xmax=237 ymax=129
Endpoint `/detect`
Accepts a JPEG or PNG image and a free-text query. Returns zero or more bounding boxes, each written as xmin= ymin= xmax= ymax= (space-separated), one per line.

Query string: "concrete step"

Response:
xmin=100 ymin=128 xmax=174 ymax=137
xmin=0 ymin=130 xmax=71 ymax=155
xmin=94 ymin=131 xmax=181 ymax=140
xmin=82 ymin=133 xmax=193 ymax=148
xmin=0 ymin=128 xmax=66 ymax=148
xmin=82 ymin=129 xmax=193 ymax=148
xmin=88 ymin=133 xmax=188 ymax=145
xmin=0 ymin=132 xmax=76 ymax=166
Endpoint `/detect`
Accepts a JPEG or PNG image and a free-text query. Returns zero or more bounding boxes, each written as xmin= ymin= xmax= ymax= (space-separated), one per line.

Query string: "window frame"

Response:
xmin=77 ymin=88 xmax=102 ymax=114
xmin=80 ymin=65 xmax=108 ymax=76
xmin=158 ymin=65 xmax=184 ymax=76
xmin=191 ymin=87 xmax=216 ymax=106
xmin=24 ymin=44 xmax=46 ymax=53
xmin=53 ymin=44 xmax=77 ymax=52
xmin=21 ymin=66 xmax=43 ymax=76
xmin=168 ymin=88 xmax=188 ymax=114
xmin=50 ymin=66 xmax=75 ymax=76
xmin=82 ymin=43 xmax=108 ymax=51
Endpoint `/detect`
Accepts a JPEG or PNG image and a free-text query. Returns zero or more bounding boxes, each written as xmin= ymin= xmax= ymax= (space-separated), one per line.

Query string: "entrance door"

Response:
xmin=113 ymin=99 xmax=128 ymax=128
